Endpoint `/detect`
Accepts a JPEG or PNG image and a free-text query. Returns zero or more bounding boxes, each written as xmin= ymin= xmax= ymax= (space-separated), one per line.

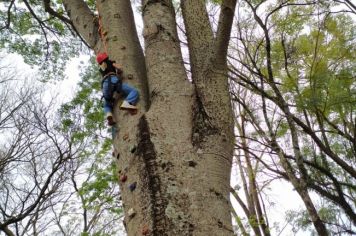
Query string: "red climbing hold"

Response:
xmin=129 ymin=109 xmax=138 ymax=115
xmin=120 ymin=174 xmax=127 ymax=182
xmin=142 ymin=225 xmax=149 ymax=235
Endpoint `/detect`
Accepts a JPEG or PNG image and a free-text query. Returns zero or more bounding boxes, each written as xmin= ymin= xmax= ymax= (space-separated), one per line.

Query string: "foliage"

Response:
xmin=58 ymin=59 xmax=123 ymax=235
xmin=229 ymin=0 xmax=356 ymax=234
xmin=0 ymin=1 xmax=83 ymax=81
xmin=0 ymin=53 xmax=122 ymax=236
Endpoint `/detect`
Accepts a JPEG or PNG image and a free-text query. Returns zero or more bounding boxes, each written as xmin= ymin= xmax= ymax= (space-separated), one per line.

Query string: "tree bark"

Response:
xmin=58 ymin=0 xmax=237 ymax=235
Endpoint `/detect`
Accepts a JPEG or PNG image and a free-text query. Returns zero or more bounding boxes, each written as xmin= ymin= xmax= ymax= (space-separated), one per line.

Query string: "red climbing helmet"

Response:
xmin=96 ymin=52 xmax=108 ymax=64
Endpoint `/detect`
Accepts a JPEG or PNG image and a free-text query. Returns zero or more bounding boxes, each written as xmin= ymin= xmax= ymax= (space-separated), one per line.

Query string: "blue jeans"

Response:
xmin=102 ymin=76 xmax=139 ymax=114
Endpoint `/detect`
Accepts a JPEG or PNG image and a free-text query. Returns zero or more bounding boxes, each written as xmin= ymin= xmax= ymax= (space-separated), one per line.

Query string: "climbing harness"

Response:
xmin=101 ymin=72 xmax=123 ymax=99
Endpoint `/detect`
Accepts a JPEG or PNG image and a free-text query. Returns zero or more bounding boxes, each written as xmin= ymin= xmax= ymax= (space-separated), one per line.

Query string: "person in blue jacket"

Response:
xmin=96 ymin=52 xmax=139 ymax=126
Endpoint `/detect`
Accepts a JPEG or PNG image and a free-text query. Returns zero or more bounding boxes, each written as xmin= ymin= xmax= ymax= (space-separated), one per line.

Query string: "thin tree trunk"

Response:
xmin=2 ymin=226 xmax=15 ymax=236
xmin=230 ymin=201 xmax=249 ymax=236
xmin=240 ymin=116 xmax=270 ymax=236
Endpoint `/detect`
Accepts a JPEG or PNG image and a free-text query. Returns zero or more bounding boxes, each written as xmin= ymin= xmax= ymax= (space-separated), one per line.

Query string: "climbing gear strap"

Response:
xmin=101 ymin=74 xmax=122 ymax=101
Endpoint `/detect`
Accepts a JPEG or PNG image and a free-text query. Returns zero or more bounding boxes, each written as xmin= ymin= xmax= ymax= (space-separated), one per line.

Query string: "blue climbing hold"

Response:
xmin=129 ymin=182 xmax=137 ymax=192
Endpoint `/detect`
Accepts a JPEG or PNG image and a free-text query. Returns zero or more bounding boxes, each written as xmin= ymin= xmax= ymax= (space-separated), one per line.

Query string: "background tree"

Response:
xmin=228 ymin=0 xmax=355 ymax=234
xmin=0 ymin=75 xmax=74 ymax=235
xmin=56 ymin=62 xmax=124 ymax=236
xmin=0 ymin=61 xmax=122 ymax=236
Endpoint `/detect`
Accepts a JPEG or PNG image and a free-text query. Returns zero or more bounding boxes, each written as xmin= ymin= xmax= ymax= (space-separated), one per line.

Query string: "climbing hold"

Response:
xmin=130 ymin=145 xmax=137 ymax=154
xmin=127 ymin=74 xmax=133 ymax=80
xmin=221 ymin=132 xmax=227 ymax=142
xmin=188 ymin=160 xmax=197 ymax=167
xmin=120 ymin=174 xmax=127 ymax=182
xmin=141 ymin=225 xmax=149 ymax=235
xmin=129 ymin=109 xmax=138 ymax=115
xmin=129 ymin=182 xmax=137 ymax=192
xmin=123 ymin=133 xmax=129 ymax=141
xmin=116 ymin=153 xmax=120 ymax=160
xmin=128 ymin=208 xmax=136 ymax=218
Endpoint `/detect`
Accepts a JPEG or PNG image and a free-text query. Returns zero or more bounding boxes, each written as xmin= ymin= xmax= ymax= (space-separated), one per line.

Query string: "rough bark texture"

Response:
xmin=62 ymin=0 xmax=98 ymax=48
xmin=181 ymin=1 xmax=236 ymax=234
xmin=61 ymin=0 xmax=237 ymax=235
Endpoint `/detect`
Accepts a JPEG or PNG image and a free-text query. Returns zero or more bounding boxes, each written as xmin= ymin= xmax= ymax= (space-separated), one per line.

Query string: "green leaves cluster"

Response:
xmin=286 ymin=204 xmax=339 ymax=234
xmin=272 ymin=13 xmax=355 ymax=116
xmin=230 ymin=1 xmax=355 ymax=234
xmin=79 ymin=160 xmax=120 ymax=212
xmin=59 ymin=59 xmax=104 ymax=143
xmin=58 ymin=58 xmax=122 ymax=234
xmin=0 ymin=1 xmax=82 ymax=81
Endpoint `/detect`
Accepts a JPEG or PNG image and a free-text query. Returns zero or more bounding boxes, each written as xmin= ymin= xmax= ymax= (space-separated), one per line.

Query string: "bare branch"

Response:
xmin=0 ymin=0 xmax=15 ymax=31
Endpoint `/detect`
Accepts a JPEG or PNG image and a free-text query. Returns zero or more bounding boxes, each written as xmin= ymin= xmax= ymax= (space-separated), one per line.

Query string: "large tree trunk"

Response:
xmin=61 ymin=0 xmax=236 ymax=235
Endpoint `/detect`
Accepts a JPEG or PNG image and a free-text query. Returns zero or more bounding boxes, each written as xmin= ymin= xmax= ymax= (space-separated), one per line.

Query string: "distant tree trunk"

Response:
xmin=59 ymin=0 xmax=237 ymax=235
xmin=235 ymin=112 xmax=270 ymax=236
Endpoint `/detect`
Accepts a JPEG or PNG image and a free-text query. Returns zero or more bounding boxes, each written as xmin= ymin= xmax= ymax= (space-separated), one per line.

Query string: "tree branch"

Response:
xmin=43 ymin=0 xmax=72 ymax=24
xmin=214 ymin=0 xmax=237 ymax=66
xmin=42 ymin=0 xmax=91 ymax=49
xmin=181 ymin=0 xmax=214 ymax=75
xmin=0 ymin=0 xmax=15 ymax=31
xmin=61 ymin=0 xmax=99 ymax=49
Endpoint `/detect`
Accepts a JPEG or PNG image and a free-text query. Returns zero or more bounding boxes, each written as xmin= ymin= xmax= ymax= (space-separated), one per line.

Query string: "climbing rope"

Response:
xmin=96 ymin=2 xmax=108 ymax=54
